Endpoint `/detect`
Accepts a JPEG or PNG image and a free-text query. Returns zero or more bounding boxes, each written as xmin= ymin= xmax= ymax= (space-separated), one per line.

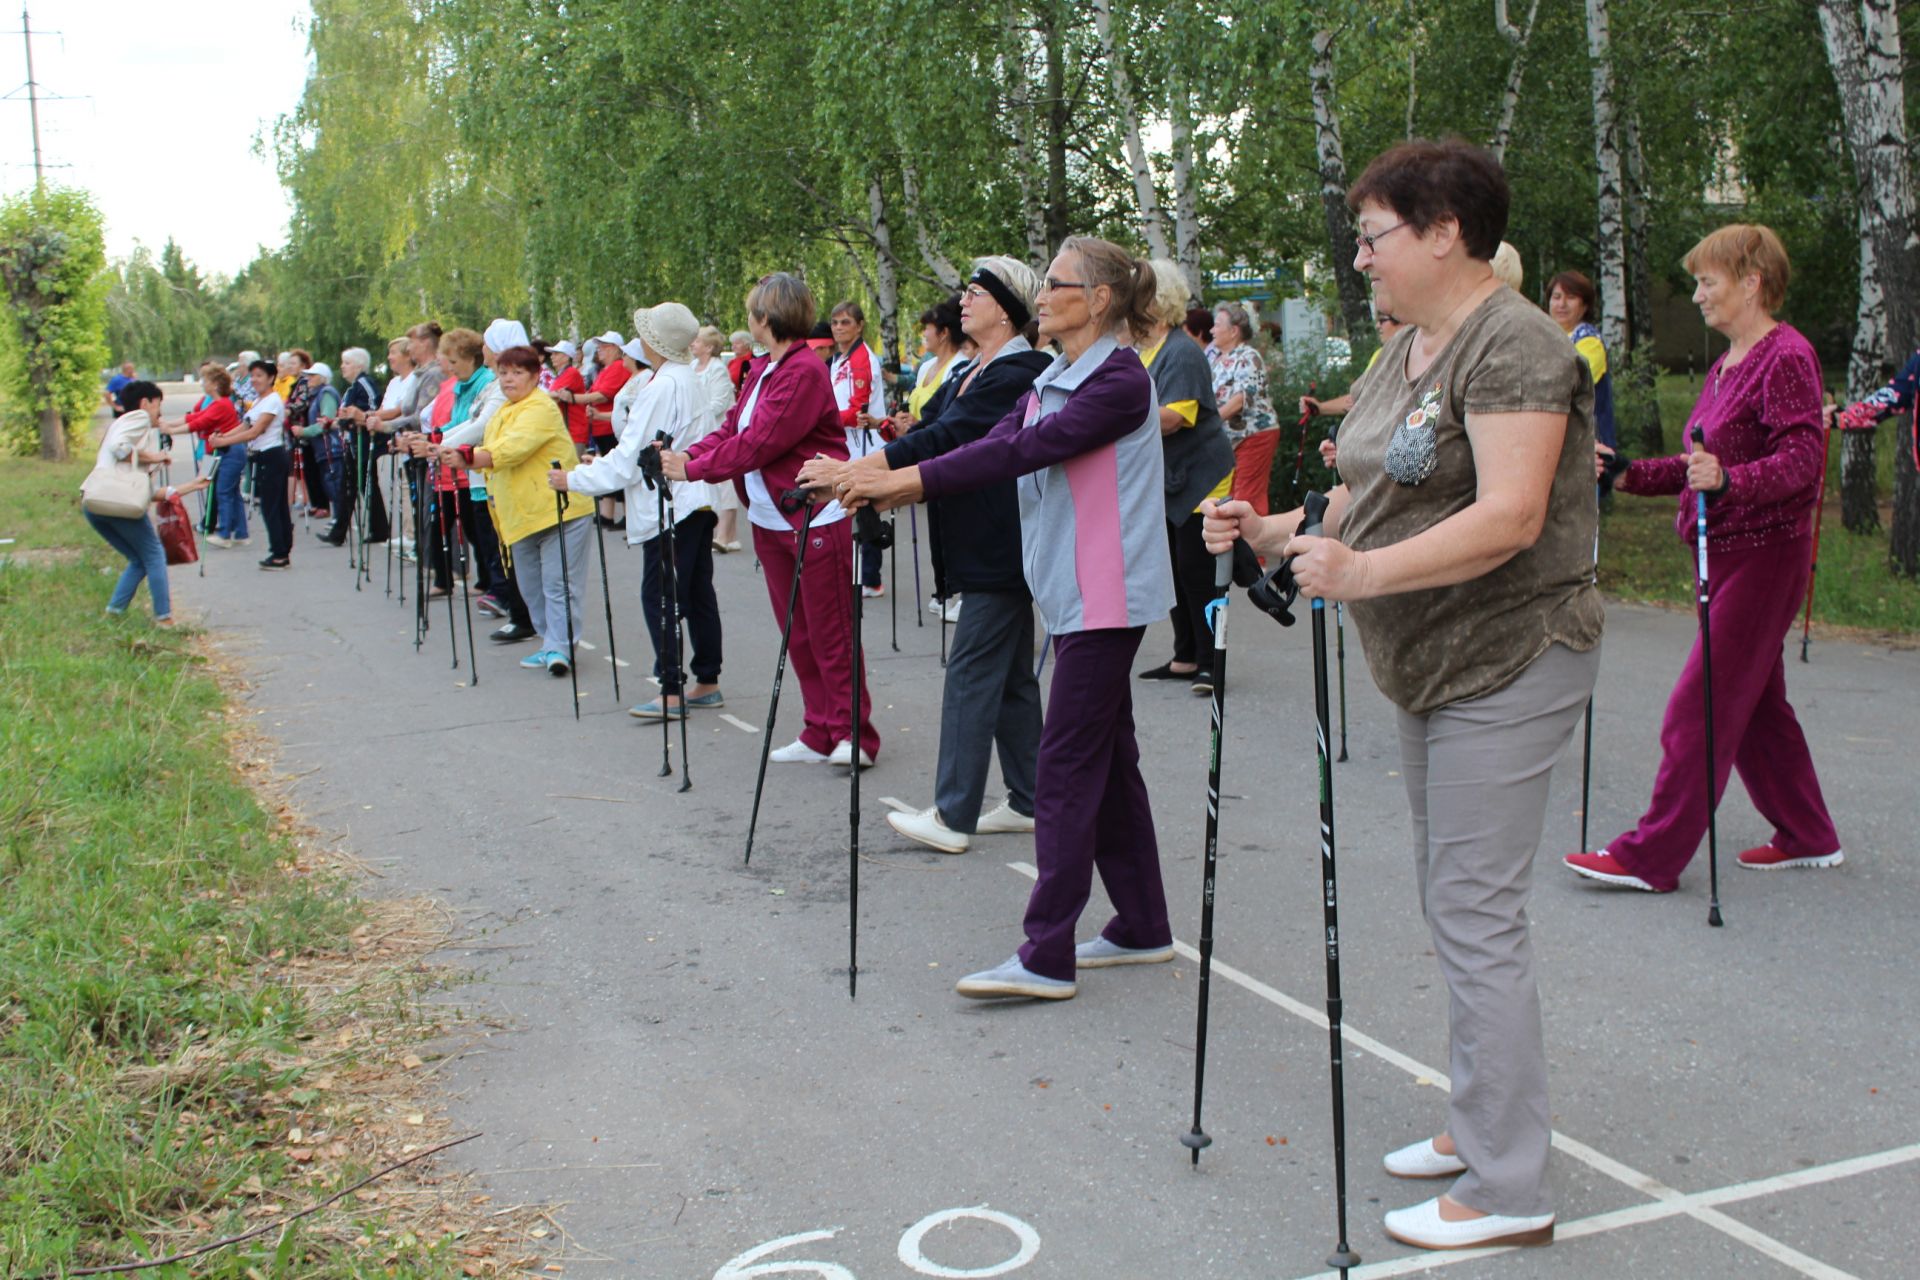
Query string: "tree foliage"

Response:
xmin=0 ymin=188 xmax=111 ymax=459
xmin=105 ymin=240 xmax=215 ymax=375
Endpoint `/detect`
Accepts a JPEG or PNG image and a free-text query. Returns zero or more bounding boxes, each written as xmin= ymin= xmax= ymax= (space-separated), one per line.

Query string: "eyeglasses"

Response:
xmin=962 ymin=284 xmax=989 ymax=301
xmin=1038 ymin=277 xmax=1088 ymax=295
xmin=1354 ymin=221 xmax=1409 ymax=254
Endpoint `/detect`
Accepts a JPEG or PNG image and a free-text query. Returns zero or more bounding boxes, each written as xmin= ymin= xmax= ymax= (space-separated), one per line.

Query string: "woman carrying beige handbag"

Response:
xmin=82 ymin=381 xmax=208 ymax=626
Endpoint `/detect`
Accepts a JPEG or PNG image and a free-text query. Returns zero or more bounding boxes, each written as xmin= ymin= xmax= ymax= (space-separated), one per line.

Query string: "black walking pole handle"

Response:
xmin=1247 ymin=492 xmax=1328 ymax=628
xmin=1300 ymin=489 xmax=1330 ymax=539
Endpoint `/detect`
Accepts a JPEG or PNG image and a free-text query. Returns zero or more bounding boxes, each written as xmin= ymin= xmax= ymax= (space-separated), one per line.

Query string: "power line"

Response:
xmin=2 ymin=7 xmax=83 ymax=192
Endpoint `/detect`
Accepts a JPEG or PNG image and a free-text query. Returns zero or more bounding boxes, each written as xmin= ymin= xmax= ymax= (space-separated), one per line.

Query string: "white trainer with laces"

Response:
xmin=887 ymin=806 xmax=968 ymax=854
xmin=770 ymin=739 xmax=830 ymax=764
xmin=975 ymin=800 xmax=1035 ymax=834
xmin=827 ymin=740 xmax=874 ymax=768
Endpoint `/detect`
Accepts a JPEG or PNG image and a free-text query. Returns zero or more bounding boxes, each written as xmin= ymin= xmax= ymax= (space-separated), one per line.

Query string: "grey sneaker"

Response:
xmin=1074 ymin=936 xmax=1175 ymax=969
xmin=955 ymin=956 xmax=1076 ymax=1000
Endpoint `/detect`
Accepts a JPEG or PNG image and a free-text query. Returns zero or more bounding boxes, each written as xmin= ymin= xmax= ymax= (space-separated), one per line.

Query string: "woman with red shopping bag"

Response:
xmin=81 ymin=381 xmax=209 ymax=626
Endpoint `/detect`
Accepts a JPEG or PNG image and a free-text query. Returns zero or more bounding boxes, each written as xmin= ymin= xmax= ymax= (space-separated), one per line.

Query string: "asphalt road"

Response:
xmin=157 ymin=395 xmax=1918 ymax=1280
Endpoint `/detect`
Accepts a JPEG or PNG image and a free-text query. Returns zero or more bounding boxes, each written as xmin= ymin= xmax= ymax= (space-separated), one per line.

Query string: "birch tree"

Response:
xmin=1489 ymin=0 xmax=1540 ymax=167
xmin=1842 ymin=212 xmax=1886 ymax=533
xmin=1309 ymin=25 xmax=1374 ymax=337
xmin=1091 ymin=0 xmax=1171 ymax=260
xmin=1622 ymin=111 xmax=1663 ymax=453
xmin=1584 ymin=0 xmax=1629 ymax=357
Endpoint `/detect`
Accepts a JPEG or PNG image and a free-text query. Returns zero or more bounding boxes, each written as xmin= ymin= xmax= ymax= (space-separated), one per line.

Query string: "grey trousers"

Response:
xmin=510 ymin=516 xmax=592 ymax=655
xmin=1395 ymin=641 xmax=1600 ymax=1218
xmin=934 ymin=589 xmax=1042 ymax=832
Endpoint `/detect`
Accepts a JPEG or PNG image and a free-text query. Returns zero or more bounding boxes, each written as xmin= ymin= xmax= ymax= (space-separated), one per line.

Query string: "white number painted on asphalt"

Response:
xmin=897 ymin=1206 xmax=1041 ymax=1277
xmin=714 ymin=1228 xmax=857 ymax=1279
xmin=716 ymin=1209 xmax=1040 ymax=1280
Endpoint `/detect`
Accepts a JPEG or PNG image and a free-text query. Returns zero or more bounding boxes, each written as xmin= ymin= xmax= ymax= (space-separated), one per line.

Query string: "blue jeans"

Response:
xmin=85 ymin=509 xmax=171 ymax=620
xmin=214 ymin=446 xmax=249 ymax=539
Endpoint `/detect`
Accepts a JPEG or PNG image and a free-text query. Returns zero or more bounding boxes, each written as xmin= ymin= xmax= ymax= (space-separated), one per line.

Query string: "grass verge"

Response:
xmin=0 ymin=485 xmax=546 ymax=1274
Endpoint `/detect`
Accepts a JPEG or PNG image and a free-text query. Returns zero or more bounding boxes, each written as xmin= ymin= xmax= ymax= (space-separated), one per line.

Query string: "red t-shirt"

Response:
xmin=185 ymin=397 xmax=239 ymax=438
xmin=588 ymin=363 xmax=631 ymax=439
xmin=553 ymin=365 xmax=589 ymax=444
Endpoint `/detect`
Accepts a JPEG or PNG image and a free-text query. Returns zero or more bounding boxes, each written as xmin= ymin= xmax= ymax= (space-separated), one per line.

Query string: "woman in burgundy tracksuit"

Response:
xmin=665 ymin=273 xmax=880 ymax=767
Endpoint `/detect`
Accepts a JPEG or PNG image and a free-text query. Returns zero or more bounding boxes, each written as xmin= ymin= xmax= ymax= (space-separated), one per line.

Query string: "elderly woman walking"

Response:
xmin=837 ymin=237 xmax=1176 ymax=1001
xmin=1210 ymin=303 xmax=1280 ymax=514
xmin=1569 ymin=225 xmax=1841 ymax=890
xmin=664 ymin=273 xmax=878 ymax=767
xmin=1137 ymin=259 xmax=1237 ymax=695
xmin=1207 ymin=139 xmax=1602 ymax=1251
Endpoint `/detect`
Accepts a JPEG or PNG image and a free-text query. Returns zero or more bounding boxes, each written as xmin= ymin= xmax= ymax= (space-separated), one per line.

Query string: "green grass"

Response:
xmin=0 ymin=489 xmax=465 ymax=1274
xmin=0 ymin=453 xmax=93 ymax=551
xmin=1601 ymin=376 xmax=1920 ymax=635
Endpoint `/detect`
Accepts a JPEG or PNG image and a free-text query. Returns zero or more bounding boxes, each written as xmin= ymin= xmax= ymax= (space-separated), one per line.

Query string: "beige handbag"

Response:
xmin=80 ymin=424 xmax=155 ymax=519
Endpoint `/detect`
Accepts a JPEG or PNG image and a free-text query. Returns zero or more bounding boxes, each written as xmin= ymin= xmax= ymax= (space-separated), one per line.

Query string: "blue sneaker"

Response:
xmin=520 ymin=650 xmax=553 ymax=670
xmin=544 ymin=651 xmax=571 ymax=677
xmin=955 ymin=955 xmax=1076 ymax=1001
xmin=683 ymin=689 xmax=726 ymax=709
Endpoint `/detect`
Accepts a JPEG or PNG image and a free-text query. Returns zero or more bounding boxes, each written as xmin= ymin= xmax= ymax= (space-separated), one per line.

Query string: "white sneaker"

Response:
xmin=770 ymin=739 xmax=830 ymax=764
xmin=1074 ymin=936 xmax=1174 ymax=968
xmin=1383 ymin=1138 xmax=1468 ymax=1179
xmin=888 ymin=806 xmax=968 ymax=853
xmin=204 ymin=534 xmax=233 ymax=549
xmin=828 ymin=739 xmax=874 ymax=768
xmin=1382 ymin=1197 xmax=1553 ymax=1250
xmin=927 ymin=595 xmax=962 ymax=621
xmin=975 ymin=800 xmax=1035 ymax=834
xmin=955 ymin=955 xmax=1076 ymax=1000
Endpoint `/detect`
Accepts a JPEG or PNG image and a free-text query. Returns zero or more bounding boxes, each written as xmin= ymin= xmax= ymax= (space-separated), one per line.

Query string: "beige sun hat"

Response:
xmin=631 ymin=302 xmax=699 ymax=365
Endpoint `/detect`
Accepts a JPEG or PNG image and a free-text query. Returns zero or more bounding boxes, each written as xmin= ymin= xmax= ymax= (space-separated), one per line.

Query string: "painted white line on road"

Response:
xmin=719 ymin=714 xmax=759 ymax=734
xmin=575 ymin=639 xmax=596 ymax=651
xmin=1003 ymin=861 xmax=1869 ymax=1280
xmin=602 ymin=655 xmax=630 ymax=668
xmin=878 ymin=796 xmax=917 ymax=814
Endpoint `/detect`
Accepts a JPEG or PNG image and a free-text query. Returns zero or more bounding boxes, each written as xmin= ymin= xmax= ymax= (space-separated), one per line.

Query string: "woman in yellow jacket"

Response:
xmin=437 ymin=344 xmax=595 ymax=675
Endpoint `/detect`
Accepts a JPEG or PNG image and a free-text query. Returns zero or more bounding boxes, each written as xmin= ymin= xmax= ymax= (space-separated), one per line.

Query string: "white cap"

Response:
xmin=593 ymin=330 xmax=624 ymax=348
xmin=483 ymin=318 xmax=530 ymax=352
xmin=621 ymin=337 xmax=650 ymax=364
xmin=552 ymin=339 xmax=579 ymax=359
xmin=307 ymin=362 xmax=333 ymax=381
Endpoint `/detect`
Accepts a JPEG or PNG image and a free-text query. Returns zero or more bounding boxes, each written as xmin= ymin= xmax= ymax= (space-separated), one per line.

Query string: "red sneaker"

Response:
xmin=1562 ymin=850 xmax=1665 ymax=892
xmin=1737 ymin=845 xmax=1845 ymax=871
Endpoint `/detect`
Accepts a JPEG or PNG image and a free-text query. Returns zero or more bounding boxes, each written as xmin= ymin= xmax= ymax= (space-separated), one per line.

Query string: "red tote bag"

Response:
xmin=153 ymin=492 xmax=199 ymax=566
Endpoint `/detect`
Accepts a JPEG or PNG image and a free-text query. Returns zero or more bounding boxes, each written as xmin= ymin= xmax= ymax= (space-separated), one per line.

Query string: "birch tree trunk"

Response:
xmin=868 ymin=175 xmax=901 ymax=375
xmin=1091 ymin=0 xmax=1171 ymax=260
xmin=1310 ymin=27 xmax=1374 ymax=337
xmin=1584 ymin=0 xmax=1629 ymax=357
xmin=901 ymin=164 xmax=962 ymax=290
xmin=1622 ymin=111 xmax=1664 ymax=453
xmin=1168 ymin=68 xmax=1202 ymax=296
xmin=1490 ymin=0 xmax=1540 ymax=167
xmin=1819 ymin=0 xmax=1919 ymax=566
xmin=1003 ymin=16 xmax=1052 ymax=270
xmin=1843 ymin=216 xmax=1885 ymax=533
xmin=1042 ymin=0 xmax=1071 ymax=252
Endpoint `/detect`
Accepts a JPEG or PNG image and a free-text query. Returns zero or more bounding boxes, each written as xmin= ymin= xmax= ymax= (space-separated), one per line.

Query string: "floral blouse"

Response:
xmin=1208 ymin=342 xmax=1276 ymax=444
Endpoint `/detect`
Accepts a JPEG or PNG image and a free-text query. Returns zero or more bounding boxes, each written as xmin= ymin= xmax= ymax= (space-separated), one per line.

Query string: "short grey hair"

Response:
xmin=969 ymin=255 xmax=1041 ymax=324
xmin=341 ymin=346 xmax=371 ymax=373
xmin=1146 ymin=257 xmax=1192 ymax=327
xmin=1213 ymin=304 xmax=1254 ymax=344
xmin=729 ymin=330 xmax=751 ymax=346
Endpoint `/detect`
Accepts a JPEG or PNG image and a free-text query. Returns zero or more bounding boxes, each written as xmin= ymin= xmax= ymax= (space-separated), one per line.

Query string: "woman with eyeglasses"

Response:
xmin=833 ymin=237 xmax=1176 ymax=1003
xmin=1206 ymin=139 xmax=1601 ymax=1252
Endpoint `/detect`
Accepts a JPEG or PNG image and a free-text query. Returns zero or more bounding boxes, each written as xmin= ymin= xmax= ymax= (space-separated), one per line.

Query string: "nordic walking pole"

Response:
xmin=1690 ymin=427 xmax=1724 ymax=927
xmin=452 ymin=493 xmax=478 ymax=685
xmin=1182 ymin=549 xmax=1234 ymax=1165
xmin=1034 ymin=627 xmax=1051 ymax=680
xmin=846 ymin=506 xmax=890 ymax=999
xmin=1303 ymin=489 xmax=1360 ymax=1277
xmin=649 ymin=451 xmax=673 ymax=778
xmin=592 ymin=480 xmax=622 ymax=705
xmin=1334 ymin=602 xmax=1349 ymax=761
xmin=413 ymin=460 xmax=429 ymax=649
xmin=386 ymin=449 xmax=398 ymax=599
xmin=890 ymin=511 xmax=900 ymax=652
xmin=1580 ymin=528 xmax=1599 ymax=851
xmin=743 ymin=495 xmax=818 ymax=866
xmin=552 ymin=462 xmax=581 ymax=721
xmin=1291 ymin=382 xmax=1318 ymax=492
xmin=909 ymin=504 xmax=924 ymax=627
xmin=654 ymin=437 xmax=693 ymax=793
xmin=1799 ymin=405 xmax=1832 ymax=662
xmin=436 ymin=473 xmax=459 ymax=670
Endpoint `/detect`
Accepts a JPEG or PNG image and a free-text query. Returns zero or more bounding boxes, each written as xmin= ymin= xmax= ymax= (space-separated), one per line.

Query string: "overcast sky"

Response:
xmin=0 ymin=1 xmax=309 ymax=278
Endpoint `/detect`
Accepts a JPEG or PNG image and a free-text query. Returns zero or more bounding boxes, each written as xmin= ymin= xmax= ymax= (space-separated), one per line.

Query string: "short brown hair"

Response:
xmin=1347 ymin=138 xmax=1510 ymax=261
xmin=1548 ymin=270 xmax=1597 ymax=321
xmin=747 ymin=273 xmax=817 ymax=343
xmin=204 ymin=365 xmax=233 ymax=397
xmin=830 ymin=300 xmax=865 ymax=326
xmin=406 ymin=321 xmax=444 ymax=344
xmin=1683 ymin=224 xmax=1790 ymax=313
xmin=495 ymin=344 xmax=542 ymax=376
xmin=439 ymin=327 xmax=484 ymax=364
xmin=1058 ymin=235 xmax=1158 ymax=342
xmin=290 ymin=348 xmax=314 ymax=368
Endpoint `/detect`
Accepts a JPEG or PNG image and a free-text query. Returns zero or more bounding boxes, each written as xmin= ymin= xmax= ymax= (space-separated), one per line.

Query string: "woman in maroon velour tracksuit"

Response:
xmin=665 ymin=272 xmax=880 ymax=767
xmin=1567 ymin=224 xmax=1842 ymax=895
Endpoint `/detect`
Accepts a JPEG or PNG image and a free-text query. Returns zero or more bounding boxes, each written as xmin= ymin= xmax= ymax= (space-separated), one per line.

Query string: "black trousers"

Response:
xmin=325 ymin=437 xmax=390 ymax=545
xmin=253 ymin=447 xmax=294 ymax=560
xmin=1167 ymin=511 xmax=1217 ymax=669
xmin=641 ymin=510 xmax=721 ymax=694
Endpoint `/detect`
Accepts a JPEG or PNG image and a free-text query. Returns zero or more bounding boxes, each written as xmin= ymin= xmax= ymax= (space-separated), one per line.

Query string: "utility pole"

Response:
xmin=21 ymin=8 xmax=41 ymax=190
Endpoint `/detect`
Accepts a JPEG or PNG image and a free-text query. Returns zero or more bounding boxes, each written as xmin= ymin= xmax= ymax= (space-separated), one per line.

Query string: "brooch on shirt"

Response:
xmin=1384 ymin=382 xmax=1443 ymax=486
